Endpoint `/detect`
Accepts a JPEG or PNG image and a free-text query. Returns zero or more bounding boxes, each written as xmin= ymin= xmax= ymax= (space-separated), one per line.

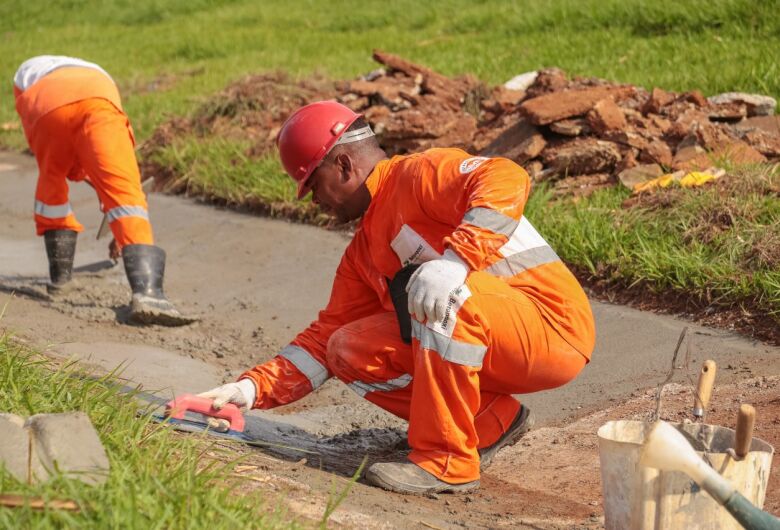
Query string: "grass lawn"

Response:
xmin=0 ymin=333 xmax=304 ymax=529
xmin=1 ymin=0 xmax=779 ymax=146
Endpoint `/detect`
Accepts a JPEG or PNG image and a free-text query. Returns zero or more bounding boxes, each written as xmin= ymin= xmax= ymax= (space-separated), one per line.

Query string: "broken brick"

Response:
xmin=642 ymin=87 xmax=676 ymax=114
xmin=736 ymin=116 xmax=780 ymax=136
xmin=554 ymin=173 xmax=614 ymax=197
xmin=543 ymin=138 xmax=622 ymax=176
xmin=741 ymin=130 xmax=780 ymax=158
xmin=520 ymin=86 xmax=635 ymax=125
xmin=480 ymin=119 xmax=546 ymax=163
xmin=587 ymin=98 xmax=627 ymax=135
xmin=549 ymin=118 xmax=589 ymax=136
xmin=640 ymin=141 xmax=673 ymax=167
xmin=675 ymin=140 xmax=767 ymax=171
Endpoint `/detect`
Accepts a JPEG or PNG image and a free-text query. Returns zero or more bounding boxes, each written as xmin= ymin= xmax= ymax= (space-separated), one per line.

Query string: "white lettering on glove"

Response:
xmin=406 ymin=249 xmax=469 ymax=324
xmin=197 ymin=379 xmax=257 ymax=410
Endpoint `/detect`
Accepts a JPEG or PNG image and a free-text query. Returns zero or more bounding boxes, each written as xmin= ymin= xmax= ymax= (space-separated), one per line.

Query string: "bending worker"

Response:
xmin=13 ymin=55 xmax=190 ymax=326
xmin=201 ymin=101 xmax=596 ymax=494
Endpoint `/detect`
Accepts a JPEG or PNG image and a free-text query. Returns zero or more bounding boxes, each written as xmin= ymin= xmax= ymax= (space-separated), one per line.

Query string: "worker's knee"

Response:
xmin=326 ymin=325 xmax=357 ymax=381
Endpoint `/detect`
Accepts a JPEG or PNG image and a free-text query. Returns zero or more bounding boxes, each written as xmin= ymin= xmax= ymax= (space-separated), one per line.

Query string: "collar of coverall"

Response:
xmin=363 ymin=158 xmax=391 ymax=199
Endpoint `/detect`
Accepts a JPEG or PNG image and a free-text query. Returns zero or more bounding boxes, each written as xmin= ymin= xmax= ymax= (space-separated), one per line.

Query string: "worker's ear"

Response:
xmin=334 ymin=153 xmax=355 ymax=183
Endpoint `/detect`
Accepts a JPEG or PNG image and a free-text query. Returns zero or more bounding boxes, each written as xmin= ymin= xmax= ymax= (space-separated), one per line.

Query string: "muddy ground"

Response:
xmin=1 ymin=151 xmax=778 ymax=528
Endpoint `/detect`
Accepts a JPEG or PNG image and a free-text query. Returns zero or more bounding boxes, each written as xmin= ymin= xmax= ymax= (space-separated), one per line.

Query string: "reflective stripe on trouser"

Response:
xmin=326 ymin=272 xmax=588 ymax=483
xmin=26 ymin=98 xmax=153 ymax=247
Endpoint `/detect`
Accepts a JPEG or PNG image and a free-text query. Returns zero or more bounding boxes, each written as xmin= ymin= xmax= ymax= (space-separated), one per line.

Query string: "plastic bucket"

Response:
xmin=597 ymin=420 xmax=774 ymax=529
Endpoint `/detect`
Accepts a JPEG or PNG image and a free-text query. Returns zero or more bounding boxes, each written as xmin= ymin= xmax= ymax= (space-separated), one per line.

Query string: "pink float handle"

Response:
xmin=165 ymin=393 xmax=245 ymax=432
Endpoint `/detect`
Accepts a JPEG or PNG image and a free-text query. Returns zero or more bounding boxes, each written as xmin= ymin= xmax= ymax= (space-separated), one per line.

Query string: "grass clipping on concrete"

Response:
xmin=0 ymin=334 xmax=300 ymax=529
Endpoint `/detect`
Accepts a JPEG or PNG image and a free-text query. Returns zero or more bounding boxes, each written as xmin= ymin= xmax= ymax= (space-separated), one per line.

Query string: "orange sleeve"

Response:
xmin=239 ymin=236 xmax=383 ymax=409
xmin=420 ymin=152 xmax=532 ymax=271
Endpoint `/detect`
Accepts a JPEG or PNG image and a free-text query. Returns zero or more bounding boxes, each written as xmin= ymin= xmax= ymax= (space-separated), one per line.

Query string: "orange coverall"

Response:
xmin=14 ymin=62 xmax=153 ymax=248
xmin=241 ymin=148 xmax=596 ymax=483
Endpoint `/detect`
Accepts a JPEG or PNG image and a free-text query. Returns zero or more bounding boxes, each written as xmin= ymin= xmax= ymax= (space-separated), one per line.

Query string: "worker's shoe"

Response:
xmin=479 ymin=404 xmax=535 ymax=470
xmin=122 ymin=244 xmax=194 ymax=326
xmin=43 ymin=229 xmax=78 ymax=295
xmin=365 ymin=462 xmax=479 ymax=495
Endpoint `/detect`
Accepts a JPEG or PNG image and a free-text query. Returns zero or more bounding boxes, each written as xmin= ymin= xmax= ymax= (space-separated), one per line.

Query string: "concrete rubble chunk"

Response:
xmin=618 ymin=164 xmax=664 ymax=190
xmin=0 ymin=413 xmax=29 ymax=483
xmin=642 ymin=87 xmax=676 ymax=115
xmin=520 ymin=86 xmax=635 ymax=125
xmin=708 ymin=92 xmax=777 ymax=117
xmin=741 ymin=130 xmax=780 ymax=157
xmin=542 ymin=138 xmax=622 ymax=177
xmin=554 ymin=173 xmax=614 ymax=197
xmin=480 ymin=119 xmax=546 ymax=163
xmin=736 ymin=115 xmax=780 ymax=136
xmin=504 ymin=71 xmax=539 ymax=92
xmin=640 ymin=141 xmax=673 ymax=167
xmin=674 ymin=140 xmax=767 ymax=172
xmin=549 ymin=118 xmax=589 ymax=136
xmin=587 ymin=98 xmax=627 ymax=134
xmin=26 ymin=412 xmax=110 ymax=486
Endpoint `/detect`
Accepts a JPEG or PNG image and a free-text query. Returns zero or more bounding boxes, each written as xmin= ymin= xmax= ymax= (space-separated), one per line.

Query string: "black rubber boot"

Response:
xmin=43 ymin=229 xmax=78 ymax=295
xmin=122 ymin=244 xmax=194 ymax=326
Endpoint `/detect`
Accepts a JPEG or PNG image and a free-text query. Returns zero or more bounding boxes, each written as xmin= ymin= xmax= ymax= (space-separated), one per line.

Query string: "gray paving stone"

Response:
xmin=0 ymin=413 xmax=29 ymax=482
xmin=26 ymin=412 xmax=109 ymax=485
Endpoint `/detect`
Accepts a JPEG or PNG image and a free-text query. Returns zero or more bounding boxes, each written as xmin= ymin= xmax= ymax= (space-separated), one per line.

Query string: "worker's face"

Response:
xmin=307 ymin=153 xmax=366 ymax=223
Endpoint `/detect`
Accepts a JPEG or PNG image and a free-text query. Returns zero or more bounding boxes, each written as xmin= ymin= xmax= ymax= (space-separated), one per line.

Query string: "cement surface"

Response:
xmin=1 ymin=150 xmax=776 ymax=426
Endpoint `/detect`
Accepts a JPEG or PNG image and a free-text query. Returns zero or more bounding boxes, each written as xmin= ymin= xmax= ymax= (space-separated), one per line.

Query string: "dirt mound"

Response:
xmin=142 ymin=50 xmax=779 ymax=202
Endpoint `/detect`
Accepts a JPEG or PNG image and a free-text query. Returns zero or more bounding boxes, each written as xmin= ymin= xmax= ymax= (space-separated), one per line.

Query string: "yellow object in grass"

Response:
xmin=679 ymin=171 xmax=715 ymax=188
xmin=633 ymin=168 xmax=723 ymax=193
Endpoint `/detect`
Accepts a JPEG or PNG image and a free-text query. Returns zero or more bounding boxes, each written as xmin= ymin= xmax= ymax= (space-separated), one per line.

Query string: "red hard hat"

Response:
xmin=277 ymin=101 xmax=361 ymax=199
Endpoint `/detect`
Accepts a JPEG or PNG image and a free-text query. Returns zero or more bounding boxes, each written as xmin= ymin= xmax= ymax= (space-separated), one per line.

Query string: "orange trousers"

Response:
xmin=326 ymin=271 xmax=587 ymax=483
xmin=26 ymin=98 xmax=153 ymax=249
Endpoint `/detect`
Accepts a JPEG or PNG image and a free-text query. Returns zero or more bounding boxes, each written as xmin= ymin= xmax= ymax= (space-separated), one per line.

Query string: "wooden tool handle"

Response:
xmin=735 ymin=404 xmax=756 ymax=458
xmin=693 ymin=360 xmax=717 ymax=417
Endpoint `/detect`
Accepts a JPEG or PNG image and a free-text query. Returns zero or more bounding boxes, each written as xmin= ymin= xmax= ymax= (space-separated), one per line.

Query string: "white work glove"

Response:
xmin=406 ymin=249 xmax=469 ymax=324
xmin=197 ymin=379 xmax=257 ymax=410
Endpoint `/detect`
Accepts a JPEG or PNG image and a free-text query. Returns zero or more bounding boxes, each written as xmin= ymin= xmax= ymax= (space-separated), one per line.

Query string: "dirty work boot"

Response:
xmin=479 ymin=404 xmax=535 ymax=470
xmin=365 ymin=462 xmax=479 ymax=495
xmin=43 ymin=229 xmax=78 ymax=295
xmin=122 ymin=244 xmax=194 ymax=326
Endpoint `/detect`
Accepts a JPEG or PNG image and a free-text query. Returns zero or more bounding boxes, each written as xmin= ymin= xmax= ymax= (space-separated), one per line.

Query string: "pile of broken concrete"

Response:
xmin=338 ymin=51 xmax=779 ymax=197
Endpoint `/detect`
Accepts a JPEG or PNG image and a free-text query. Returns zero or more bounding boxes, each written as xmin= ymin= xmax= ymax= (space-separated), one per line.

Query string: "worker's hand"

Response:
xmin=197 ymin=379 xmax=257 ymax=410
xmin=406 ymin=249 xmax=469 ymax=324
xmin=108 ymin=239 xmax=121 ymax=261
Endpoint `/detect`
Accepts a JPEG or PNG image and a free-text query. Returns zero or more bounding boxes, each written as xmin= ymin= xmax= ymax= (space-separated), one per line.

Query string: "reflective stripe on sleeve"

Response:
xmin=347 ymin=373 xmax=412 ymax=397
xmin=106 ymin=205 xmax=149 ymax=223
xmin=462 ymin=207 xmax=518 ymax=237
xmin=486 ymin=246 xmax=560 ymax=277
xmin=34 ymin=200 xmax=73 ymax=219
xmin=279 ymin=344 xmax=329 ymax=389
xmin=412 ymin=320 xmax=487 ymax=367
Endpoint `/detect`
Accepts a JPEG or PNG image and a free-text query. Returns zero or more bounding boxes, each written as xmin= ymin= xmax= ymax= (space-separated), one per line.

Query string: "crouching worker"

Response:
xmin=200 ymin=101 xmax=596 ymax=494
xmin=13 ymin=55 xmax=192 ymax=326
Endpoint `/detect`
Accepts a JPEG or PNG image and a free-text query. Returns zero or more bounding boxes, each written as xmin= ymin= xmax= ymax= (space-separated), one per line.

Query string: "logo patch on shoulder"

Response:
xmin=459 ymin=157 xmax=488 ymax=174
